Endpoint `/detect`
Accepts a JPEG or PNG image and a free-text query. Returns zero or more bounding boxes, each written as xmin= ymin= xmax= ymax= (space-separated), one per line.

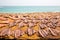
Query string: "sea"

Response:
xmin=0 ymin=6 xmax=60 ymax=13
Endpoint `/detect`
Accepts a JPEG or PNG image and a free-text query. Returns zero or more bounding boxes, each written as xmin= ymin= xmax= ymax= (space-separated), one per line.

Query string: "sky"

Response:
xmin=0 ymin=0 xmax=60 ymax=6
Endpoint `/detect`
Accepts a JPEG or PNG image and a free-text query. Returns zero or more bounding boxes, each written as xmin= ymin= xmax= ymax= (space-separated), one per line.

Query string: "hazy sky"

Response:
xmin=0 ymin=0 xmax=60 ymax=6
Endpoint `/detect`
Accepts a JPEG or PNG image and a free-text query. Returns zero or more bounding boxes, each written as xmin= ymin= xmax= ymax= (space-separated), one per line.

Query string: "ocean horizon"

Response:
xmin=0 ymin=6 xmax=60 ymax=13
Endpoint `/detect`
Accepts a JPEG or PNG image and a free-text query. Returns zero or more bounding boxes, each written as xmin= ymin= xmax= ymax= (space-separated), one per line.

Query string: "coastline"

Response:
xmin=0 ymin=12 xmax=60 ymax=14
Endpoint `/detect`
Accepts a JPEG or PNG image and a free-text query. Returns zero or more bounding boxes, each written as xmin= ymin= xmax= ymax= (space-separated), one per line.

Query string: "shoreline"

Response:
xmin=0 ymin=12 xmax=60 ymax=14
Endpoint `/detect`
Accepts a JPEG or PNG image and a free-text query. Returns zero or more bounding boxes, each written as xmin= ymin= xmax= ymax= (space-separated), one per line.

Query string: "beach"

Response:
xmin=0 ymin=12 xmax=60 ymax=39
